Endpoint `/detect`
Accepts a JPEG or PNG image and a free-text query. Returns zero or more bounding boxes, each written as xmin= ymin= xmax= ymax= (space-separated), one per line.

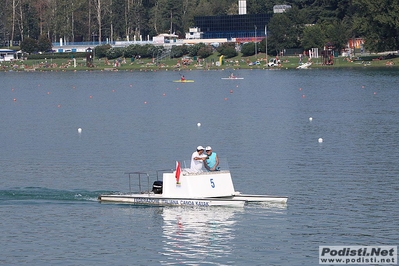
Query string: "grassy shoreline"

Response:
xmin=1 ymin=52 xmax=399 ymax=72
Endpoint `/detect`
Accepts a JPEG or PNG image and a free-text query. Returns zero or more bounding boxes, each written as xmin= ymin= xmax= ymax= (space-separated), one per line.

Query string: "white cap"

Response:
xmin=205 ymin=146 xmax=212 ymax=151
xmin=197 ymin=146 xmax=204 ymax=150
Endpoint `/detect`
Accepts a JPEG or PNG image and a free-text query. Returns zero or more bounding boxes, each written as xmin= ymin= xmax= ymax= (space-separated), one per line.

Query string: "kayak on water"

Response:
xmin=221 ymin=77 xmax=244 ymax=80
xmin=173 ymin=80 xmax=194 ymax=83
xmin=222 ymin=73 xmax=243 ymax=80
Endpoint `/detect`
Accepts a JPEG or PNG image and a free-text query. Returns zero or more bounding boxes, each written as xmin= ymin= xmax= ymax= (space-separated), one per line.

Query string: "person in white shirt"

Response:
xmin=190 ymin=146 xmax=207 ymax=172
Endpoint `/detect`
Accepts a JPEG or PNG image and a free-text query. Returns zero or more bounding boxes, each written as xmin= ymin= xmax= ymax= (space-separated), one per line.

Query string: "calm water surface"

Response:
xmin=0 ymin=68 xmax=398 ymax=265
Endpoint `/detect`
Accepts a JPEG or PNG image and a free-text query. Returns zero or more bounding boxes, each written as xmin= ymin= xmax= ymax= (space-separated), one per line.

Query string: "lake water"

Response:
xmin=1 ymin=68 xmax=398 ymax=265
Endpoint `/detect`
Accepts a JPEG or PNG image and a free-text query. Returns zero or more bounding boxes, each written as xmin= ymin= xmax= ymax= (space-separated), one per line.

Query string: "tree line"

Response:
xmin=1 ymin=0 xmax=399 ymax=53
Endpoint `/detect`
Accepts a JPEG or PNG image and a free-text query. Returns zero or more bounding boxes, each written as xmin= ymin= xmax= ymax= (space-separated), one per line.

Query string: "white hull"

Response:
xmin=98 ymin=194 xmax=245 ymax=207
xmin=221 ymin=77 xmax=244 ymax=80
xmin=231 ymin=193 xmax=288 ymax=204
xmin=98 ymin=193 xmax=288 ymax=207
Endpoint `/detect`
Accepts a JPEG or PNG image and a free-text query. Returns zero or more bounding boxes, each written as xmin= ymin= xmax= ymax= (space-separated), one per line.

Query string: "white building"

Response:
xmin=153 ymin=33 xmax=179 ymax=44
xmin=185 ymin=28 xmax=203 ymax=40
xmin=273 ymin=5 xmax=291 ymax=13
xmin=0 ymin=49 xmax=18 ymax=61
xmin=239 ymin=0 xmax=247 ymax=15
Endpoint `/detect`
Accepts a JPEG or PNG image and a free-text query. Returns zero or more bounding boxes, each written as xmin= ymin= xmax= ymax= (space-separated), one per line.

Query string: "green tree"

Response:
xmin=0 ymin=4 xmax=5 ymax=45
xmin=268 ymin=14 xmax=296 ymax=54
xmin=216 ymin=42 xmax=237 ymax=58
xmin=323 ymin=20 xmax=350 ymax=52
xmin=304 ymin=0 xmax=353 ymax=22
xmin=105 ymin=47 xmax=124 ymax=59
xmin=140 ymin=44 xmax=155 ymax=58
xmin=9 ymin=0 xmax=399 ymax=54
xmin=181 ymin=0 xmax=198 ymax=35
xmin=267 ymin=7 xmax=306 ymax=54
xmin=37 ymin=34 xmax=52 ymax=52
xmin=352 ymin=0 xmax=399 ymax=52
xmin=301 ymin=24 xmax=325 ymax=50
xmin=241 ymin=42 xmax=255 ymax=56
xmin=188 ymin=43 xmax=206 ymax=56
xmin=21 ymin=1 xmax=41 ymax=39
xmin=148 ymin=45 xmax=163 ymax=59
xmin=171 ymin=45 xmax=188 ymax=58
xmin=192 ymin=0 xmax=213 ymax=17
xmin=124 ymin=44 xmax=140 ymax=58
xmin=157 ymin=0 xmax=183 ymax=36
xmin=20 ymin=37 xmax=38 ymax=54
xmin=259 ymin=38 xmax=269 ymax=54
xmin=95 ymin=44 xmax=112 ymax=58
xmin=197 ymin=45 xmax=213 ymax=58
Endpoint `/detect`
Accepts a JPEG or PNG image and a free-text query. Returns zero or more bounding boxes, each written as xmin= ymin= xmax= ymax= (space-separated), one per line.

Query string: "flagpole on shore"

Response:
xmin=265 ymin=25 xmax=268 ymax=63
xmin=254 ymin=25 xmax=257 ymax=57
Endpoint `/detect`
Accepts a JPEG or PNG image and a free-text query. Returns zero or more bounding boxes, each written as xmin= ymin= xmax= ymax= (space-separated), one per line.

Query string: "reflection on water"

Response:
xmin=160 ymin=207 xmax=242 ymax=265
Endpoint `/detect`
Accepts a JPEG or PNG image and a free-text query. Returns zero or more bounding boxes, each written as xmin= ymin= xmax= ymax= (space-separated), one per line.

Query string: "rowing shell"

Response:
xmin=221 ymin=77 xmax=244 ymax=80
xmin=173 ymin=80 xmax=195 ymax=83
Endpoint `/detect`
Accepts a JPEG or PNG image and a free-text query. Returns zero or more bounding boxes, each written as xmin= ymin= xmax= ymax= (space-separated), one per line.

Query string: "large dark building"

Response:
xmin=194 ymin=14 xmax=272 ymax=40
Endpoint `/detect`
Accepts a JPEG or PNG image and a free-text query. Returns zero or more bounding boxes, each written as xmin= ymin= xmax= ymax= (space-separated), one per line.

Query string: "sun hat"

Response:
xmin=205 ymin=146 xmax=212 ymax=151
xmin=197 ymin=145 xmax=204 ymax=150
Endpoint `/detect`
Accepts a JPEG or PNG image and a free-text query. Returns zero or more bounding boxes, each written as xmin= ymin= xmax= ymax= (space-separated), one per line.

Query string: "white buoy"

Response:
xmin=318 ymin=138 xmax=323 ymax=143
xmin=197 ymin=123 xmax=201 ymax=127
xmin=309 ymin=117 xmax=313 ymax=122
xmin=78 ymin=128 xmax=82 ymax=133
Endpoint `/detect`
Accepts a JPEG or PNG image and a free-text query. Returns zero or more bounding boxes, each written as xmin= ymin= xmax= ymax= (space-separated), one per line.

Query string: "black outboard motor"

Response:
xmin=152 ymin=181 xmax=163 ymax=194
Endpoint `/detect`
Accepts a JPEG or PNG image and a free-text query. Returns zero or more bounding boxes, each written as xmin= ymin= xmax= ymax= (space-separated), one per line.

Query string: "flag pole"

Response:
xmin=175 ymin=161 xmax=181 ymax=184
xmin=254 ymin=25 xmax=257 ymax=57
xmin=265 ymin=25 xmax=268 ymax=63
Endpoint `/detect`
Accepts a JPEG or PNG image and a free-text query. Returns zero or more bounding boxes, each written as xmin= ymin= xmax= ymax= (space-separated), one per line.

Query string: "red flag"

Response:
xmin=175 ymin=161 xmax=181 ymax=184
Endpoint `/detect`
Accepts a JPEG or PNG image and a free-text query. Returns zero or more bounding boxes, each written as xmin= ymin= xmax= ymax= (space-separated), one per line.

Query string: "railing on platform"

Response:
xmin=125 ymin=169 xmax=173 ymax=194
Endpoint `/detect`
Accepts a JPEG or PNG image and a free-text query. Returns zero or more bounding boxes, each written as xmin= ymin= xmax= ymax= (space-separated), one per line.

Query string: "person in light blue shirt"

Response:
xmin=204 ymin=146 xmax=219 ymax=171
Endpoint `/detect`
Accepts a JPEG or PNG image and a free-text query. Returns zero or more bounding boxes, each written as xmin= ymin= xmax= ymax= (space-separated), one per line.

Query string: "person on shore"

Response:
xmin=204 ymin=146 xmax=219 ymax=171
xmin=190 ymin=146 xmax=207 ymax=172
